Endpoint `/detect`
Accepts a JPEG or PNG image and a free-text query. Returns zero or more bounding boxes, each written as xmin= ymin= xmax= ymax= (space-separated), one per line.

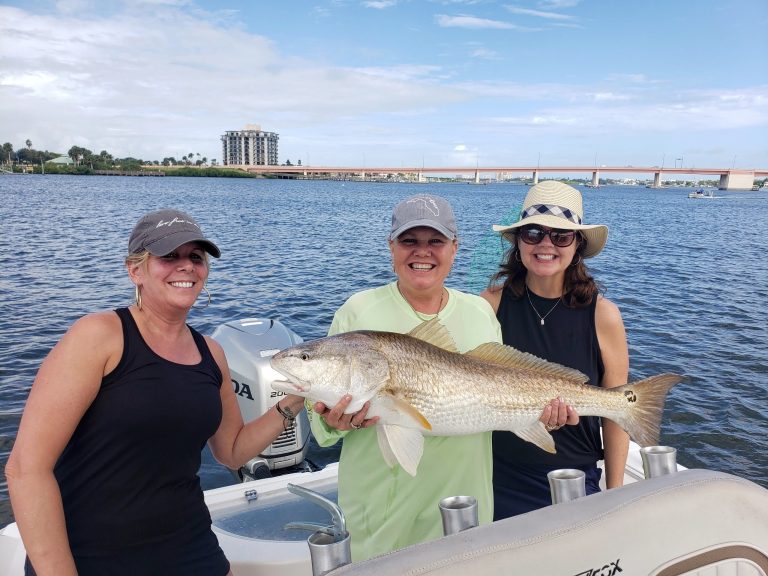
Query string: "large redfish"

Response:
xmin=271 ymin=319 xmax=682 ymax=476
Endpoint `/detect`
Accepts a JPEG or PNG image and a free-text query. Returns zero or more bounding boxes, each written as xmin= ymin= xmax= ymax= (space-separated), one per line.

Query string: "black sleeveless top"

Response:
xmin=44 ymin=308 xmax=230 ymax=575
xmin=493 ymin=287 xmax=605 ymax=519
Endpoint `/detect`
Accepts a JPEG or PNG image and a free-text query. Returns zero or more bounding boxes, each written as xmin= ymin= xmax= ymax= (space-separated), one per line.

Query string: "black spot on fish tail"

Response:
xmin=613 ymin=373 xmax=685 ymax=447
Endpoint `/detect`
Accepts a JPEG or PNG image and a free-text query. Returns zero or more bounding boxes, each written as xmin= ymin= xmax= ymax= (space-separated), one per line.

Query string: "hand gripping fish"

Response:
xmin=270 ymin=319 xmax=683 ymax=476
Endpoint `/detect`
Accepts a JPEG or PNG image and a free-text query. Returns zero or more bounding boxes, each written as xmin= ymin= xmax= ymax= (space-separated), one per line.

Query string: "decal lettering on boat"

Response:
xmin=573 ymin=559 xmax=622 ymax=576
xmin=231 ymin=378 xmax=254 ymax=401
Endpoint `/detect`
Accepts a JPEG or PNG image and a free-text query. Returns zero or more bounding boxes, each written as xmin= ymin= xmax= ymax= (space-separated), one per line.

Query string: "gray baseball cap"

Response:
xmin=390 ymin=194 xmax=457 ymax=240
xmin=128 ymin=209 xmax=221 ymax=258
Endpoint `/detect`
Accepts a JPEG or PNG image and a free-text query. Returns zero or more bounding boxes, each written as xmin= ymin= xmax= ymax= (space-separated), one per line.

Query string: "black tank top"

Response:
xmin=53 ymin=308 xmax=227 ymax=569
xmin=493 ymin=287 xmax=605 ymax=518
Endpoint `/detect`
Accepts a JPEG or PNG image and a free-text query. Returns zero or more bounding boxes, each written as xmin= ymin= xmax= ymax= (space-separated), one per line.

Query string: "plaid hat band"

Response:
xmin=521 ymin=204 xmax=582 ymax=225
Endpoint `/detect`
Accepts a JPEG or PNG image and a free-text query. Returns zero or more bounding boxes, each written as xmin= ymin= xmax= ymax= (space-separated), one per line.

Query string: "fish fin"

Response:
xmin=377 ymin=395 xmax=432 ymax=431
xmin=407 ymin=318 xmax=460 ymax=353
xmin=377 ymin=424 xmax=425 ymax=477
xmin=376 ymin=425 xmax=398 ymax=469
xmin=609 ymin=373 xmax=685 ymax=447
xmin=467 ymin=342 xmax=588 ymax=382
xmin=514 ymin=421 xmax=557 ymax=454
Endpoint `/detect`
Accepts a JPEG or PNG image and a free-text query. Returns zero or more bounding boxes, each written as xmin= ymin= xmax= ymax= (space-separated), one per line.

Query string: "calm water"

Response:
xmin=1 ymin=175 xmax=767 ymax=528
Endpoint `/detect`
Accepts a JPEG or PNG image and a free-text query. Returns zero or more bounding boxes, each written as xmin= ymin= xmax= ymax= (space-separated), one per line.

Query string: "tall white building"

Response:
xmin=221 ymin=125 xmax=279 ymax=166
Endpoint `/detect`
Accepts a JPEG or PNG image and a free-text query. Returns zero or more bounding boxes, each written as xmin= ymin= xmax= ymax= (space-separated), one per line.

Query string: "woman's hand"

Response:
xmin=313 ymin=395 xmax=380 ymax=431
xmin=539 ymin=398 xmax=579 ymax=432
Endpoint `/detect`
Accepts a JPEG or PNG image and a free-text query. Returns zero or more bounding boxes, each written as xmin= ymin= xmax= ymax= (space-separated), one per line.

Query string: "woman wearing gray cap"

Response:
xmin=7 ymin=209 xmax=305 ymax=576
xmin=308 ymin=194 xmax=503 ymax=561
xmin=482 ymin=181 xmax=629 ymax=519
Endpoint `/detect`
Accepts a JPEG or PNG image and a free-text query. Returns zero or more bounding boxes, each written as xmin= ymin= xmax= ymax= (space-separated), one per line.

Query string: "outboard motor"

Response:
xmin=211 ymin=318 xmax=311 ymax=480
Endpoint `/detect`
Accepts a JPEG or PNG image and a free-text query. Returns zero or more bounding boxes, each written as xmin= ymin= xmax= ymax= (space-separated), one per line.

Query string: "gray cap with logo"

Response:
xmin=390 ymin=194 xmax=457 ymax=240
xmin=128 ymin=208 xmax=221 ymax=258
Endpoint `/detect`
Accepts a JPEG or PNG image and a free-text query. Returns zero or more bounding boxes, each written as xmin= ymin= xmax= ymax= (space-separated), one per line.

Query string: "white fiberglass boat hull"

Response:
xmin=3 ymin=445 xmax=768 ymax=576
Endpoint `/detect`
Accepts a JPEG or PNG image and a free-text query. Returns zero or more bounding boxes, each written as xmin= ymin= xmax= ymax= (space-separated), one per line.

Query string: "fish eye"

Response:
xmin=300 ymin=353 xmax=309 ymax=361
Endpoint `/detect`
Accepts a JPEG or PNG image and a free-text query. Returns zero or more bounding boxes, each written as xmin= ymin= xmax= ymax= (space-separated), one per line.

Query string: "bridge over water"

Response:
xmin=230 ymin=164 xmax=768 ymax=190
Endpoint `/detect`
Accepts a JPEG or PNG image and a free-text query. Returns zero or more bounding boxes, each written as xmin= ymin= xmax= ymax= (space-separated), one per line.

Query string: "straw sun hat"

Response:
xmin=493 ymin=181 xmax=608 ymax=258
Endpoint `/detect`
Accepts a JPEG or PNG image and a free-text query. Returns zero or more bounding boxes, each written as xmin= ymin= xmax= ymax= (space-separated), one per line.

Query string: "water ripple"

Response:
xmin=1 ymin=176 xmax=766 ymax=528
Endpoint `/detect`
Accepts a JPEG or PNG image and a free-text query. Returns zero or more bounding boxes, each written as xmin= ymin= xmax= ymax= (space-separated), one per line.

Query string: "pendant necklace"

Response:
xmin=526 ymin=285 xmax=560 ymax=326
xmin=397 ymin=283 xmax=445 ymax=319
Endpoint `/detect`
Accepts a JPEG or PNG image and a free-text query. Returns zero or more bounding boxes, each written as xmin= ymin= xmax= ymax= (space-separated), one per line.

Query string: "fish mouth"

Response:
xmin=270 ymin=365 xmax=310 ymax=394
xmin=271 ymin=379 xmax=309 ymax=394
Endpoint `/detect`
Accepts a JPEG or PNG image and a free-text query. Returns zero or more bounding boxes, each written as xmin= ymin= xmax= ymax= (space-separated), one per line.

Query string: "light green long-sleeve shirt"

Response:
xmin=309 ymin=282 xmax=502 ymax=561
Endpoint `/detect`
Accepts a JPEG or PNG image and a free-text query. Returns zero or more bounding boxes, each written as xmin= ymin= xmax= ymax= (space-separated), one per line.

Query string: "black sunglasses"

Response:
xmin=517 ymin=225 xmax=578 ymax=248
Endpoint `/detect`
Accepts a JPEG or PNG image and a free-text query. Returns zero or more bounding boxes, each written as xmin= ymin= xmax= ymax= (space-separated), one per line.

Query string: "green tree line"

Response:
xmin=1 ymin=139 xmax=219 ymax=174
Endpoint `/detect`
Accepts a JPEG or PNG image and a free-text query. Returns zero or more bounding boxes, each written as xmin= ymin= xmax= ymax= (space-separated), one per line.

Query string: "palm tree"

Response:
xmin=25 ymin=139 xmax=32 ymax=150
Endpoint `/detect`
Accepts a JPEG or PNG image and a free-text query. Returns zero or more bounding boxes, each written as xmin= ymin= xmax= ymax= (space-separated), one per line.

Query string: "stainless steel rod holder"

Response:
xmin=307 ymin=530 xmax=351 ymax=576
xmin=547 ymin=468 xmax=586 ymax=504
xmin=438 ymin=495 xmax=478 ymax=535
xmin=640 ymin=446 xmax=678 ymax=478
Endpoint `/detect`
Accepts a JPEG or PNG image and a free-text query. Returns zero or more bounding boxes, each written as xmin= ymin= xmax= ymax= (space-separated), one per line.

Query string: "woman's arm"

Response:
xmin=6 ymin=312 xmax=122 ymax=576
xmin=595 ymin=296 xmax=630 ymax=488
xmin=205 ymin=337 xmax=306 ymax=469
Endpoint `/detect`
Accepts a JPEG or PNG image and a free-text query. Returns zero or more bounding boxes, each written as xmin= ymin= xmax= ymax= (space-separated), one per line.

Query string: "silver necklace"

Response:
xmin=526 ymin=285 xmax=560 ymax=326
xmin=397 ymin=283 xmax=445 ymax=319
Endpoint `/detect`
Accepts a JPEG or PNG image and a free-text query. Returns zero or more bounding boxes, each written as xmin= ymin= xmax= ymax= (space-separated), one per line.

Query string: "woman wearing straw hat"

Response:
xmin=481 ymin=181 xmax=629 ymax=519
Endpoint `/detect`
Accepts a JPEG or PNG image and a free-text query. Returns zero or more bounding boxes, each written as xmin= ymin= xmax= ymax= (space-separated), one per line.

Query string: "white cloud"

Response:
xmin=363 ymin=0 xmax=398 ymax=8
xmin=436 ymin=14 xmax=521 ymax=30
xmin=468 ymin=45 xmax=501 ymax=60
xmin=0 ymin=5 xmax=471 ymax=160
xmin=503 ymin=5 xmax=574 ymax=20
xmin=537 ymin=0 xmax=580 ymax=8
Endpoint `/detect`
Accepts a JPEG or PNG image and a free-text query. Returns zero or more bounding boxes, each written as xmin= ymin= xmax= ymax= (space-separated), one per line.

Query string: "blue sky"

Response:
xmin=1 ymin=0 xmax=766 ymax=170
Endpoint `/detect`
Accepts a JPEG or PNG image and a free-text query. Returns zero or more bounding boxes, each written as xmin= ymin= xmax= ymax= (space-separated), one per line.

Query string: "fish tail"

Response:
xmin=612 ymin=373 xmax=684 ymax=447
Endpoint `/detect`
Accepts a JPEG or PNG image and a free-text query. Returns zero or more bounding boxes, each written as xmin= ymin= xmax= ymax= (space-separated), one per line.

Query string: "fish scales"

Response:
xmin=372 ymin=331 xmax=629 ymax=435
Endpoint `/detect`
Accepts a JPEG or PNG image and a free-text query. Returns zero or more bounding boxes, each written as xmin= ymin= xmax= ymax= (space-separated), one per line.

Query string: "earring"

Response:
xmin=514 ymin=250 xmax=522 ymax=263
xmin=134 ymin=285 xmax=142 ymax=310
xmin=194 ymin=285 xmax=211 ymax=309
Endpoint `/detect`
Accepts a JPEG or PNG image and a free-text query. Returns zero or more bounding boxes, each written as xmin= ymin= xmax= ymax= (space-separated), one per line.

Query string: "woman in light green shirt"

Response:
xmin=308 ymin=194 xmax=507 ymax=561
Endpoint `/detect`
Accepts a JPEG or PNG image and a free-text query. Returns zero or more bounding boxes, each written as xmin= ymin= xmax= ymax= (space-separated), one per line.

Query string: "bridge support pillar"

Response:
xmin=532 ymin=170 xmax=539 ymax=185
xmin=592 ymin=171 xmax=599 ymax=187
xmin=653 ymin=172 xmax=661 ymax=188
xmin=474 ymin=170 xmax=480 ymax=184
xmin=719 ymin=171 xmax=755 ymax=190
xmin=417 ymin=171 xmax=424 ymax=183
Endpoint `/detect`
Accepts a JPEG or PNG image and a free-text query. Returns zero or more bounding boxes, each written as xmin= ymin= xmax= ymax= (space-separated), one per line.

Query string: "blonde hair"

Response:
xmin=125 ymin=251 xmax=151 ymax=269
